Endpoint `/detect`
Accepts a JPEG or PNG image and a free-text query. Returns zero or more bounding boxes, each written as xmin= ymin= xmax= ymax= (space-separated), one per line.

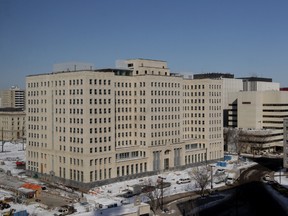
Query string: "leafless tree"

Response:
xmin=142 ymin=177 xmax=167 ymax=214
xmin=225 ymin=127 xmax=273 ymax=158
xmin=189 ymin=164 xmax=211 ymax=197
xmin=225 ymin=128 xmax=247 ymax=159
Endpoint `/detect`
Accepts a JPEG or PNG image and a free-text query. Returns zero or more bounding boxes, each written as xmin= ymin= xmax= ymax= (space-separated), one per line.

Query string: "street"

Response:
xmin=161 ymin=157 xmax=288 ymax=216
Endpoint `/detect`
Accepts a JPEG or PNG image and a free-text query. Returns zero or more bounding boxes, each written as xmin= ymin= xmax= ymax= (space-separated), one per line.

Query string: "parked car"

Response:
xmin=215 ymin=169 xmax=225 ymax=175
xmin=262 ymin=174 xmax=271 ymax=182
xmin=176 ymin=178 xmax=191 ymax=184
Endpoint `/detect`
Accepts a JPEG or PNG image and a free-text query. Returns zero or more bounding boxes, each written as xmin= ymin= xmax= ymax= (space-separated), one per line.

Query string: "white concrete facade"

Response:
xmin=242 ymin=80 xmax=280 ymax=91
xmin=0 ymin=86 xmax=25 ymax=109
xmin=25 ymin=59 xmax=223 ymax=184
xmin=0 ymin=108 xmax=26 ymax=142
xmin=283 ymin=118 xmax=288 ymax=169
xmin=228 ymin=91 xmax=288 ymax=153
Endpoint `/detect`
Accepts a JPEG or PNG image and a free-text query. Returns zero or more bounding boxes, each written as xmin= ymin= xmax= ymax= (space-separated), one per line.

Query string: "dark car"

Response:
xmin=156 ymin=182 xmax=171 ymax=189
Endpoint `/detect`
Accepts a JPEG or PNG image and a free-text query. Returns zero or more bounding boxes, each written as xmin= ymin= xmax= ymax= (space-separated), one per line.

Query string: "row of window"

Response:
xmin=90 ymin=168 xmax=112 ymax=182
xmin=151 ymin=82 xmax=180 ymax=88
xmin=116 ymin=162 xmax=147 ymax=177
xmin=89 ymin=88 xmax=111 ymax=95
xmin=183 ymin=91 xmax=205 ymax=97
xmin=89 ymin=79 xmax=111 ymax=85
xmin=90 ymin=157 xmax=112 ymax=166
xmin=151 ymin=130 xmax=180 ymax=137
xmin=185 ymin=153 xmax=205 ymax=164
xmin=28 ymin=142 xmax=47 ymax=148
xmin=89 ymin=136 xmax=112 ymax=144
xmin=151 ymin=98 xmax=180 ymax=104
xmin=151 ymin=122 xmax=179 ymax=129
xmin=151 ymin=115 xmax=180 ymax=121
xmin=151 ymin=106 xmax=180 ymax=112
xmin=151 ymin=138 xmax=180 ymax=145
xmin=151 ymin=90 xmax=180 ymax=96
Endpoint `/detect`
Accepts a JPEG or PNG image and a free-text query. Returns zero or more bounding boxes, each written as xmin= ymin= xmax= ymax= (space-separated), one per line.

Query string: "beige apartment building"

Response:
xmin=0 ymin=107 xmax=25 ymax=142
xmin=0 ymin=86 xmax=25 ymax=109
xmin=25 ymin=59 xmax=223 ymax=187
xmin=227 ymin=91 xmax=288 ymax=154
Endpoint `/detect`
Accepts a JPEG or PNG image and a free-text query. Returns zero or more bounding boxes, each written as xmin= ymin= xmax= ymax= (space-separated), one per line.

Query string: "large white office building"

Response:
xmin=227 ymin=91 xmax=288 ymax=153
xmin=25 ymin=59 xmax=223 ymax=187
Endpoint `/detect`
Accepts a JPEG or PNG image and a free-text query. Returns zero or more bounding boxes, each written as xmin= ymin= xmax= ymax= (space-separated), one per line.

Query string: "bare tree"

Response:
xmin=189 ymin=164 xmax=211 ymax=197
xmin=225 ymin=128 xmax=247 ymax=160
xmin=142 ymin=177 xmax=168 ymax=214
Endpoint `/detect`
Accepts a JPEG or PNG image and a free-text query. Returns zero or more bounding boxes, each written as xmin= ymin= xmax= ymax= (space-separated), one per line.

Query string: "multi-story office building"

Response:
xmin=227 ymin=91 xmax=288 ymax=153
xmin=0 ymin=107 xmax=25 ymax=142
xmin=283 ymin=118 xmax=288 ymax=169
xmin=0 ymin=86 xmax=25 ymax=109
xmin=25 ymin=59 xmax=223 ymax=187
xmin=193 ymin=73 xmax=243 ymax=127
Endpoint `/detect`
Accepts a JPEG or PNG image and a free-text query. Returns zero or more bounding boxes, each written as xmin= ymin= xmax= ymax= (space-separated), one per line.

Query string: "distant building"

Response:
xmin=25 ymin=59 xmax=224 ymax=188
xmin=283 ymin=118 xmax=288 ymax=169
xmin=239 ymin=76 xmax=279 ymax=91
xmin=226 ymin=91 xmax=288 ymax=153
xmin=0 ymin=86 xmax=25 ymax=109
xmin=0 ymin=107 xmax=25 ymax=142
xmin=193 ymin=73 xmax=234 ymax=79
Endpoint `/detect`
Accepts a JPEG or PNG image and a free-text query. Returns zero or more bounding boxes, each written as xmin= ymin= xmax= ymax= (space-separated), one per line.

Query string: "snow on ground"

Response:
xmin=0 ymin=142 xmax=25 ymax=175
xmin=274 ymin=169 xmax=288 ymax=187
xmin=0 ymin=141 xmax=280 ymax=216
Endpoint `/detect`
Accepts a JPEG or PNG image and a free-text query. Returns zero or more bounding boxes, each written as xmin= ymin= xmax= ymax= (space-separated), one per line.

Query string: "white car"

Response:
xmin=263 ymin=174 xmax=271 ymax=182
xmin=176 ymin=178 xmax=191 ymax=184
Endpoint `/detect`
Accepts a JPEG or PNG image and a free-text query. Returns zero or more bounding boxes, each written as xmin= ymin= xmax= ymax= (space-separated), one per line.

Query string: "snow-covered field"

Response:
xmin=0 ymin=141 xmax=280 ymax=216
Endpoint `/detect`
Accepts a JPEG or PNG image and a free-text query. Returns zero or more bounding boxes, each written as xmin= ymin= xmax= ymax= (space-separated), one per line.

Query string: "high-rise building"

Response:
xmin=25 ymin=59 xmax=223 ymax=187
xmin=0 ymin=86 xmax=25 ymax=110
xmin=193 ymin=73 xmax=243 ymax=127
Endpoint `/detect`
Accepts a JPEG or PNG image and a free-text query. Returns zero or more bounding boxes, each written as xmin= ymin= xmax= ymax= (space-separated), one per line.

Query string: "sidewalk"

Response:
xmin=155 ymin=185 xmax=229 ymax=216
xmin=155 ymin=191 xmax=199 ymax=216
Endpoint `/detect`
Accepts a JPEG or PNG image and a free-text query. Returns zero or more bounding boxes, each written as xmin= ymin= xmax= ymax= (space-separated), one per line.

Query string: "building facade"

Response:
xmin=283 ymin=118 xmax=288 ymax=169
xmin=227 ymin=91 xmax=288 ymax=153
xmin=25 ymin=59 xmax=223 ymax=186
xmin=240 ymin=77 xmax=280 ymax=92
xmin=0 ymin=107 xmax=26 ymax=142
xmin=0 ymin=86 xmax=25 ymax=109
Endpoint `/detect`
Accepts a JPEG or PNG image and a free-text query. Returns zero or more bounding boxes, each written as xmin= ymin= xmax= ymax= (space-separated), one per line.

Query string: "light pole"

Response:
xmin=280 ymin=166 xmax=282 ymax=184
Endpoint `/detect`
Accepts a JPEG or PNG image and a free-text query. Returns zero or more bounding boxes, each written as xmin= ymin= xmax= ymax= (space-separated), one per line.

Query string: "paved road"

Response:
xmin=157 ymin=157 xmax=288 ymax=216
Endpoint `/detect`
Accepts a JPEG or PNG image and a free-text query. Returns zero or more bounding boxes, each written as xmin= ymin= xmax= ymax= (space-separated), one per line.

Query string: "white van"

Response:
xmin=176 ymin=178 xmax=191 ymax=184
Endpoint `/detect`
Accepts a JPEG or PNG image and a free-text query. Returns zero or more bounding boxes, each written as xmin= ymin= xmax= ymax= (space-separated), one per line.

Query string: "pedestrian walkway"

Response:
xmin=155 ymin=185 xmax=229 ymax=216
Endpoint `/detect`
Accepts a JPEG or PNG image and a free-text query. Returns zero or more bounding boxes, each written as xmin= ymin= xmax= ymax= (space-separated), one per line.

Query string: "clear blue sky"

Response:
xmin=1 ymin=0 xmax=288 ymax=89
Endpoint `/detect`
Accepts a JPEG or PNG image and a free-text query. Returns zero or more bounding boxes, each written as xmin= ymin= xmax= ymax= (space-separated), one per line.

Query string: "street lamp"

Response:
xmin=280 ymin=166 xmax=282 ymax=184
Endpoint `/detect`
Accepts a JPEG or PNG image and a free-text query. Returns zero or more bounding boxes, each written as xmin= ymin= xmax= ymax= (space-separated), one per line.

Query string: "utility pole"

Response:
xmin=1 ymin=127 xmax=5 ymax=152
xmin=280 ymin=167 xmax=282 ymax=184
